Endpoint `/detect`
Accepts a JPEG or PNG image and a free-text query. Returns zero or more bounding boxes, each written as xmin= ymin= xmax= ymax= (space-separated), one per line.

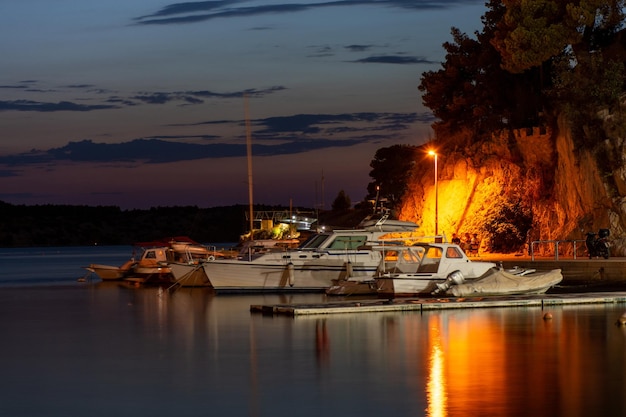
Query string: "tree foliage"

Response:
xmin=0 ymin=201 xmax=302 ymax=247
xmin=419 ymin=0 xmax=626 ymax=143
xmin=482 ymin=196 xmax=533 ymax=253
xmin=419 ymin=0 xmax=549 ymax=139
xmin=331 ymin=190 xmax=351 ymax=211
xmin=367 ymin=144 xmax=418 ymax=209
xmin=492 ymin=0 xmax=625 ymax=73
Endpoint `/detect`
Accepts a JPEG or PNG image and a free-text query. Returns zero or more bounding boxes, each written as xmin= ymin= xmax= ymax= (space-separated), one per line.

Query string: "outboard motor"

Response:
xmin=586 ymin=229 xmax=610 ymax=259
xmin=432 ymin=270 xmax=465 ymax=295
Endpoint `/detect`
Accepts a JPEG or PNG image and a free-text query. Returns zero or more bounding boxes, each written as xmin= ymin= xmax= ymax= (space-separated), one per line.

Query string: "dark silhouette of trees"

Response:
xmin=419 ymin=0 xmax=626 ymax=144
xmin=419 ymin=1 xmax=548 ymax=140
xmin=331 ymin=190 xmax=351 ymax=211
xmin=0 ymin=201 xmax=311 ymax=247
xmin=367 ymin=144 xmax=418 ymax=209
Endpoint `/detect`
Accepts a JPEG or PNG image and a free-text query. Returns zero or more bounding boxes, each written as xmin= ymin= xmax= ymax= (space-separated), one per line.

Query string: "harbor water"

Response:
xmin=0 ymin=246 xmax=625 ymax=417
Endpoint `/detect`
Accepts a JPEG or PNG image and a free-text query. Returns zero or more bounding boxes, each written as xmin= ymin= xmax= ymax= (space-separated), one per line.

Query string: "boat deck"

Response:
xmin=250 ymin=291 xmax=626 ymax=316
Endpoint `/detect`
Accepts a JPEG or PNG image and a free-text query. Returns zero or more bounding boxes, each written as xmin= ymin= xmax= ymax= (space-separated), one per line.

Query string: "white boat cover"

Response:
xmin=448 ymin=268 xmax=563 ymax=297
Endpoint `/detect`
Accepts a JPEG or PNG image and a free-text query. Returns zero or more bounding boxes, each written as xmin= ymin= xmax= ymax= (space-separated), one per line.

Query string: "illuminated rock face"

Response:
xmin=398 ymin=116 xmax=626 ymax=255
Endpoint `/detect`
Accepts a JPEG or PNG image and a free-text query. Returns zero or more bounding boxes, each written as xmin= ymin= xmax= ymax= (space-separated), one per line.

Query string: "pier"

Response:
xmin=251 ymin=253 xmax=626 ymax=316
xmin=250 ymin=291 xmax=626 ymax=316
xmin=487 ymin=254 xmax=626 ymax=284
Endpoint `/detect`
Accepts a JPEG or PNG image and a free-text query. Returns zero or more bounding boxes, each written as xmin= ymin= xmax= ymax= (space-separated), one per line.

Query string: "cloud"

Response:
xmin=0 ymin=112 xmax=433 ymax=167
xmin=352 ymin=55 xmax=436 ymax=64
xmin=0 ymin=137 xmax=364 ymax=165
xmin=133 ymin=0 xmax=484 ymax=25
xmin=0 ymin=85 xmax=287 ymax=112
xmin=132 ymin=86 xmax=286 ymax=105
xmin=0 ymin=169 xmax=19 ymax=177
xmin=345 ymin=44 xmax=375 ymax=52
xmin=0 ymin=100 xmax=119 ymax=112
xmin=254 ymin=112 xmax=426 ymax=135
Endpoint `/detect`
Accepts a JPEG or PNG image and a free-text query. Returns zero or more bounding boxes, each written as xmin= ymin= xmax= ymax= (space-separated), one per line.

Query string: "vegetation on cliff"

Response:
xmin=370 ymin=0 xmax=626 ymax=254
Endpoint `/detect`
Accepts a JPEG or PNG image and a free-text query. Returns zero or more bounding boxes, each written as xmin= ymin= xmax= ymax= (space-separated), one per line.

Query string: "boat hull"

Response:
xmin=169 ymin=262 xmax=212 ymax=287
xmin=202 ymin=251 xmax=381 ymax=291
xmin=448 ymin=268 xmax=563 ymax=297
xmin=87 ymin=264 xmax=127 ymax=280
xmin=376 ymin=274 xmax=444 ymax=296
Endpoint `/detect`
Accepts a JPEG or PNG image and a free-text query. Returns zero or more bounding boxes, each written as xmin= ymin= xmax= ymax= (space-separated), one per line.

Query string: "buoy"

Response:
xmin=287 ymin=262 xmax=295 ymax=286
xmin=616 ymin=313 xmax=626 ymax=326
xmin=543 ymin=312 xmax=553 ymax=320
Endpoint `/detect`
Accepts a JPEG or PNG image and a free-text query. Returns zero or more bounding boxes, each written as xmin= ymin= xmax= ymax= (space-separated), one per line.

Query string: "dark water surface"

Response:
xmin=0 ymin=247 xmax=625 ymax=417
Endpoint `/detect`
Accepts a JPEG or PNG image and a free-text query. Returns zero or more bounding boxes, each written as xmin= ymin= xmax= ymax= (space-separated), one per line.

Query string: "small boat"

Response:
xmin=86 ymin=260 xmax=135 ymax=280
xmin=85 ymin=236 xmax=214 ymax=284
xmin=371 ymin=242 xmax=562 ymax=297
xmin=445 ymin=267 xmax=563 ymax=297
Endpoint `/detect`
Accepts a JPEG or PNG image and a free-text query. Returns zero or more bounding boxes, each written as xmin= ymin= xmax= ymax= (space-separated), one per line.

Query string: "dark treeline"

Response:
xmin=0 ymin=201 xmax=316 ymax=247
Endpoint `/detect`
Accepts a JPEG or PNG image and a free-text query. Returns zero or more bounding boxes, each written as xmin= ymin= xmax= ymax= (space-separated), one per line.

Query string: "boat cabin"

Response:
xmin=377 ymin=243 xmax=470 ymax=275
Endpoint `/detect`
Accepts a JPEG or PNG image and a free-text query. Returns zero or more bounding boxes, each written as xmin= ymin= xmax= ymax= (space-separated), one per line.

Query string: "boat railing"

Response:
xmin=530 ymin=239 xmax=588 ymax=260
xmin=375 ymin=234 xmax=448 ymax=244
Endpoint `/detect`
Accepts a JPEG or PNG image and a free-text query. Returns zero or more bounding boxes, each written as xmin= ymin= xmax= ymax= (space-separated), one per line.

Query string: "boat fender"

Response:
xmin=287 ymin=262 xmax=295 ymax=286
xmin=345 ymin=261 xmax=353 ymax=278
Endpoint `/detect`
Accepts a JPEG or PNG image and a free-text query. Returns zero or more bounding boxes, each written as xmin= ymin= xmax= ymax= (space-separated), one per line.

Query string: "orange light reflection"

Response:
xmin=426 ymin=315 xmax=447 ymax=417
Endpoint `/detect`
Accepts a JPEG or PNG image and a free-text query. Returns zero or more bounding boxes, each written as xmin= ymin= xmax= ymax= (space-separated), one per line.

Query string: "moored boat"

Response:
xmin=200 ymin=216 xmax=420 ymax=292
xmin=85 ymin=236 xmax=214 ymax=284
xmin=371 ymin=242 xmax=562 ymax=297
xmin=168 ymin=238 xmax=300 ymax=288
xmin=86 ymin=260 xmax=135 ymax=280
xmin=445 ymin=267 xmax=563 ymax=297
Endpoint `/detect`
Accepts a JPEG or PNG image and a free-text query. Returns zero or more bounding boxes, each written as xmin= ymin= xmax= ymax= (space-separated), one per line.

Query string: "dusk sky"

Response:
xmin=0 ymin=0 xmax=486 ymax=210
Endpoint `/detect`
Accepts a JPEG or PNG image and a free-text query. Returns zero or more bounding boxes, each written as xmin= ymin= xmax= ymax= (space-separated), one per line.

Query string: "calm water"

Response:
xmin=0 ymin=246 xmax=625 ymax=417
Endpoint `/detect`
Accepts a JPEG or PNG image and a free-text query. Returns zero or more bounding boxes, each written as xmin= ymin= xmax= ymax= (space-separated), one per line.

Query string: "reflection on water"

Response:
xmin=0 ymin=247 xmax=625 ymax=416
xmin=427 ymin=316 xmax=446 ymax=417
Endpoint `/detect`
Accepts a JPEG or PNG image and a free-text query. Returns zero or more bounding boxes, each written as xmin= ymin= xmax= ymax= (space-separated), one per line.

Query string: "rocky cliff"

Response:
xmin=398 ymin=113 xmax=626 ymax=256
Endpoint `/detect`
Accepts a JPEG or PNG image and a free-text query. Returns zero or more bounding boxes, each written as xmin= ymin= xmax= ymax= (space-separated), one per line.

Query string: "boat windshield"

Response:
xmin=416 ymin=246 xmax=442 ymax=273
xmin=299 ymin=233 xmax=331 ymax=249
xmin=327 ymin=235 xmax=369 ymax=250
xmin=298 ymin=233 xmax=370 ymax=250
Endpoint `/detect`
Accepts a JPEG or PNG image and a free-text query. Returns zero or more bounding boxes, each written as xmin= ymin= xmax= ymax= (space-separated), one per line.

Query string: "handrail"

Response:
xmin=530 ymin=239 xmax=587 ymax=260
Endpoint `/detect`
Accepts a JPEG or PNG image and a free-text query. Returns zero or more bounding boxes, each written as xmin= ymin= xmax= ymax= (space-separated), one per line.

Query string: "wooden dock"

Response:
xmin=498 ymin=258 xmax=626 ymax=283
xmin=250 ymin=292 xmax=626 ymax=316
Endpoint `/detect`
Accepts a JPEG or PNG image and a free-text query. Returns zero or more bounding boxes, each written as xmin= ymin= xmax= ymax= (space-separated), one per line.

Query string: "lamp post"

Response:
xmin=428 ymin=150 xmax=438 ymax=236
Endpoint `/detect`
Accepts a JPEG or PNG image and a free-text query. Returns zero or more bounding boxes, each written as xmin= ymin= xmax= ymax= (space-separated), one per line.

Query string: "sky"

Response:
xmin=0 ymin=0 xmax=487 ymax=210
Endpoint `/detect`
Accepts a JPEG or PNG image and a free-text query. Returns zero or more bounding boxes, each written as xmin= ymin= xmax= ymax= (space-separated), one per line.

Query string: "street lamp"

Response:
xmin=428 ymin=150 xmax=438 ymax=236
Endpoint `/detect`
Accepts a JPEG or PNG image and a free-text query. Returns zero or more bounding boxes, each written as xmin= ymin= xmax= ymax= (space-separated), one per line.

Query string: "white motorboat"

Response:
xmin=373 ymin=242 xmax=562 ymax=297
xmin=169 ymin=238 xmax=301 ymax=288
xmin=199 ymin=217 xmax=420 ymax=292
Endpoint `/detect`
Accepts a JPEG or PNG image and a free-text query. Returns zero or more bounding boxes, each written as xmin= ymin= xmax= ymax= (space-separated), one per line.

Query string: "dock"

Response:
xmin=250 ymin=253 xmax=626 ymax=316
xmin=250 ymin=291 xmax=626 ymax=316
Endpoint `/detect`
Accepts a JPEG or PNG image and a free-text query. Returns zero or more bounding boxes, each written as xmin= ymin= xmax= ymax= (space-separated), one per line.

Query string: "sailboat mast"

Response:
xmin=244 ymin=93 xmax=254 ymax=239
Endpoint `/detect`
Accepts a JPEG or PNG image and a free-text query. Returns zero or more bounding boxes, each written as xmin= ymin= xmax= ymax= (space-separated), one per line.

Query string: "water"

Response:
xmin=0 ymin=246 xmax=625 ymax=417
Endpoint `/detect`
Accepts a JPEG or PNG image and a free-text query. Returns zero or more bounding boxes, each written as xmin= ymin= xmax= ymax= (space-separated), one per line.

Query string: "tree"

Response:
xmin=367 ymin=145 xmax=417 ymax=209
xmin=331 ymin=190 xmax=351 ymax=211
xmin=419 ymin=0 xmax=549 ymax=138
xmin=482 ymin=196 xmax=533 ymax=253
xmin=492 ymin=0 xmax=625 ymax=74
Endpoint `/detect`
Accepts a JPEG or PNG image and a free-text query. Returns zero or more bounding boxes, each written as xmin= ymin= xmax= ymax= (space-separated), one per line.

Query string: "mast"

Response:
xmin=244 ymin=93 xmax=254 ymax=239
